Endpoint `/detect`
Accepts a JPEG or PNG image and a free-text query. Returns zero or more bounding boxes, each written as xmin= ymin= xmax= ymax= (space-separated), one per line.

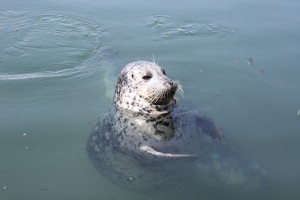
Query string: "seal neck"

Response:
xmin=114 ymin=98 xmax=178 ymax=115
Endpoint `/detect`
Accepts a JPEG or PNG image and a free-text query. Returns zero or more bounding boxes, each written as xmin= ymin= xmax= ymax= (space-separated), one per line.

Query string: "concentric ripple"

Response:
xmin=148 ymin=15 xmax=237 ymax=41
xmin=0 ymin=11 xmax=106 ymax=81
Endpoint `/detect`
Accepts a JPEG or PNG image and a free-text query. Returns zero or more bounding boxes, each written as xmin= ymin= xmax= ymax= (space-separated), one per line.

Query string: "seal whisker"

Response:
xmin=151 ymin=54 xmax=156 ymax=64
xmin=175 ymin=80 xmax=184 ymax=97
xmin=146 ymin=86 xmax=178 ymax=105
xmin=149 ymin=90 xmax=161 ymax=103
xmin=149 ymin=91 xmax=160 ymax=104
xmin=148 ymin=90 xmax=158 ymax=100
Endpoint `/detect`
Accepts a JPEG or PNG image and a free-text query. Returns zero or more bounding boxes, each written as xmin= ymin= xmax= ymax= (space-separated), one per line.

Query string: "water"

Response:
xmin=0 ymin=0 xmax=299 ymax=199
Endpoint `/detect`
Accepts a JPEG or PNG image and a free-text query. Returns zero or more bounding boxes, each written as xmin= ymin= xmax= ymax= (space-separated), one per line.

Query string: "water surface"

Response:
xmin=1 ymin=0 xmax=300 ymax=199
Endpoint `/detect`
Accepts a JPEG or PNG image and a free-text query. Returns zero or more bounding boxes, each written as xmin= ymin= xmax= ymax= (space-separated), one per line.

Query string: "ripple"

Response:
xmin=0 ymin=11 xmax=107 ymax=81
xmin=0 ymin=66 xmax=87 ymax=80
xmin=148 ymin=15 xmax=237 ymax=41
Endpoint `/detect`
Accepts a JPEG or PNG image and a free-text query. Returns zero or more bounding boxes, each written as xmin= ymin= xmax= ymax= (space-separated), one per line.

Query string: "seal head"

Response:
xmin=113 ymin=61 xmax=178 ymax=114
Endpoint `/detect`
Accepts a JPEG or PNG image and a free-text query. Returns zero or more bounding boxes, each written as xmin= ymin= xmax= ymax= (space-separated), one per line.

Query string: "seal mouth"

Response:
xmin=150 ymin=87 xmax=177 ymax=105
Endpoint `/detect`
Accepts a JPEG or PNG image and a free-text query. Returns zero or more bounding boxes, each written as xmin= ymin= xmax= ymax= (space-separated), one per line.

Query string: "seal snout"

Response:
xmin=167 ymin=79 xmax=178 ymax=89
xmin=168 ymin=84 xmax=177 ymax=98
xmin=151 ymin=82 xmax=177 ymax=105
xmin=166 ymin=79 xmax=178 ymax=97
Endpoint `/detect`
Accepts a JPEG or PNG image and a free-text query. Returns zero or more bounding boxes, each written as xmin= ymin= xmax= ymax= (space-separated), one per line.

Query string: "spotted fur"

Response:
xmin=113 ymin=61 xmax=179 ymax=114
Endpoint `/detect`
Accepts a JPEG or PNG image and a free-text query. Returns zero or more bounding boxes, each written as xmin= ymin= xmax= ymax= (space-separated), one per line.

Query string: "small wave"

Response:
xmin=0 ymin=65 xmax=89 ymax=81
xmin=148 ymin=15 xmax=237 ymax=41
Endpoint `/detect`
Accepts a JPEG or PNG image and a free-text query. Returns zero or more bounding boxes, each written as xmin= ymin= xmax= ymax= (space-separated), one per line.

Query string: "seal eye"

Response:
xmin=162 ymin=69 xmax=166 ymax=75
xmin=142 ymin=75 xmax=152 ymax=80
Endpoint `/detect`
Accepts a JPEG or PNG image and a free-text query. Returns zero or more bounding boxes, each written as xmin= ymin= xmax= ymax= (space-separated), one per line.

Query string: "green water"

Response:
xmin=1 ymin=0 xmax=300 ymax=199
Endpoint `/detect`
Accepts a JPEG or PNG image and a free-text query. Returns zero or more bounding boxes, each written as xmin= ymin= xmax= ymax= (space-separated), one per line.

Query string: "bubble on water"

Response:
xmin=246 ymin=58 xmax=254 ymax=65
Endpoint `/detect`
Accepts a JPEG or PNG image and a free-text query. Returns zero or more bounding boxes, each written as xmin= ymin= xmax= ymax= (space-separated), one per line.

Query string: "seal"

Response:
xmin=86 ymin=61 xmax=264 ymax=193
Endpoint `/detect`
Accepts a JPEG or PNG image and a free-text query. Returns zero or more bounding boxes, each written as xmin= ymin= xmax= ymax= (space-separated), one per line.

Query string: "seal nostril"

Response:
xmin=168 ymin=80 xmax=177 ymax=88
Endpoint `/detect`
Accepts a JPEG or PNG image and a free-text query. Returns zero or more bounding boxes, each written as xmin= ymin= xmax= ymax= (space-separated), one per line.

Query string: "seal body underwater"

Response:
xmin=86 ymin=61 xmax=264 ymax=193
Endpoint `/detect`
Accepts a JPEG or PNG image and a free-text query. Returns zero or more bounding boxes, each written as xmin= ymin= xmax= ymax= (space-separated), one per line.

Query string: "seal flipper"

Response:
xmin=139 ymin=145 xmax=198 ymax=159
xmin=196 ymin=114 xmax=224 ymax=140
